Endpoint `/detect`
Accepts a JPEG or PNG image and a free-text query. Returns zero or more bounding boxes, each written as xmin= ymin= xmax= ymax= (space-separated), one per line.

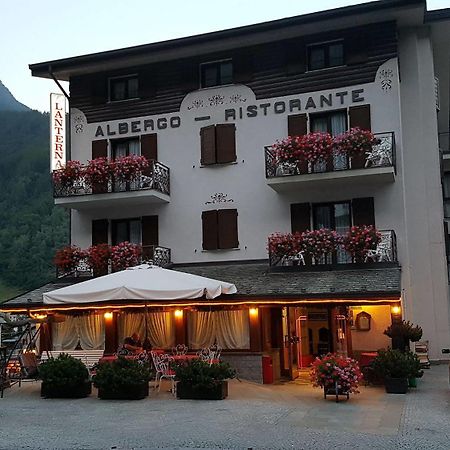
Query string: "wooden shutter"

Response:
xmin=286 ymin=41 xmax=306 ymax=75
xmin=346 ymin=34 xmax=368 ymax=66
xmin=216 ymin=124 xmax=236 ymax=164
xmin=202 ymin=210 xmax=218 ymax=250
xmin=92 ymin=139 xmax=108 ymax=159
xmin=288 ymin=114 xmax=308 ymax=137
xmin=290 ymin=203 xmax=311 ymax=233
xmin=142 ymin=216 xmax=159 ymax=246
xmin=234 ymin=52 xmax=253 ymax=84
xmin=92 ymin=219 xmax=109 ymax=245
xmin=200 ymin=126 xmax=217 ymax=165
xmin=218 ymin=209 xmax=239 ymax=249
xmin=352 ymin=197 xmax=375 ymax=226
xmin=349 ymin=105 xmax=371 ymax=169
xmin=141 ymin=134 xmax=157 ymax=161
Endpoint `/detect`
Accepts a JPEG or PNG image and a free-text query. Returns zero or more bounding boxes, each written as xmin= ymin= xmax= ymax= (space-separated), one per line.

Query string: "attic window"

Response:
xmin=109 ymin=75 xmax=138 ymax=102
xmin=200 ymin=60 xmax=233 ymax=88
xmin=308 ymin=41 xmax=344 ymax=71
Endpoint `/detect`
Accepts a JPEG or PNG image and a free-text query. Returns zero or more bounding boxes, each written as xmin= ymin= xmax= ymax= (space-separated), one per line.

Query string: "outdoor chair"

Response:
xmin=365 ymin=233 xmax=392 ymax=262
xmin=172 ymin=344 xmax=188 ymax=356
xmin=209 ymin=344 xmax=222 ymax=363
xmin=18 ymin=352 xmax=39 ymax=384
xmin=154 ymin=355 xmax=176 ymax=396
xmin=196 ymin=348 xmax=212 ymax=363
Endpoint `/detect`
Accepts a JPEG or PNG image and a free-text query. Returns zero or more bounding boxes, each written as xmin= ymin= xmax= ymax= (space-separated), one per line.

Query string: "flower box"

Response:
xmin=176 ymin=380 xmax=228 ymax=400
xmin=41 ymin=380 xmax=92 ymax=399
xmin=384 ymin=376 xmax=408 ymax=394
xmin=97 ymin=382 xmax=149 ymax=400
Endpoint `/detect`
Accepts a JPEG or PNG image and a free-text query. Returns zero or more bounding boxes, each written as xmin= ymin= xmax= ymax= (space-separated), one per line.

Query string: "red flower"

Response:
xmin=54 ymin=245 xmax=85 ymax=272
xmin=342 ymin=225 xmax=381 ymax=259
xmin=112 ymin=155 xmax=149 ymax=183
xmin=52 ymin=161 xmax=83 ymax=187
xmin=84 ymin=157 xmax=113 ymax=187
xmin=85 ymin=243 xmax=111 ymax=273
xmin=333 ymin=128 xmax=380 ymax=158
xmin=111 ymin=242 xmax=142 ymax=272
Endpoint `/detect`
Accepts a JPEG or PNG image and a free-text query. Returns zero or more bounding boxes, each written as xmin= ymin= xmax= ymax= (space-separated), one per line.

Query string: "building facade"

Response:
xmin=3 ymin=0 xmax=450 ymax=380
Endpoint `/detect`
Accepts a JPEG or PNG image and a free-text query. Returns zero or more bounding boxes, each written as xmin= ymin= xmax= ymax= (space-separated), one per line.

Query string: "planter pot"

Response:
xmin=177 ymin=381 xmax=228 ymax=400
xmin=41 ymin=380 xmax=92 ymax=398
xmin=385 ymin=376 xmax=408 ymax=394
xmin=323 ymin=384 xmax=350 ymax=403
xmin=97 ymin=382 xmax=149 ymax=400
xmin=408 ymin=377 xmax=417 ymax=388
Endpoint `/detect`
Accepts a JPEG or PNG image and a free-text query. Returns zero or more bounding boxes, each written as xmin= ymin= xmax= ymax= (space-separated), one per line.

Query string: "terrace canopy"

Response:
xmin=43 ymin=264 xmax=237 ymax=305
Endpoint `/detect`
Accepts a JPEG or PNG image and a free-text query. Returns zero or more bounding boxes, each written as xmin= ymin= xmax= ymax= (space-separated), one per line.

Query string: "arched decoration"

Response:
xmin=355 ymin=311 xmax=372 ymax=331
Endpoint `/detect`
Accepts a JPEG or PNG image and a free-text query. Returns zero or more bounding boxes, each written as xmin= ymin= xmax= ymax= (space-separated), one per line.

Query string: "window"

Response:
xmin=202 ymin=209 xmax=238 ymax=250
xmin=109 ymin=75 xmax=138 ymax=101
xmin=443 ymin=173 xmax=450 ymax=218
xmin=112 ymin=138 xmax=140 ymax=159
xmin=308 ymin=41 xmax=344 ymax=71
xmin=200 ymin=124 xmax=236 ymax=165
xmin=112 ymin=218 xmax=141 ymax=245
xmin=200 ymin=60 xmax=233 ymax=88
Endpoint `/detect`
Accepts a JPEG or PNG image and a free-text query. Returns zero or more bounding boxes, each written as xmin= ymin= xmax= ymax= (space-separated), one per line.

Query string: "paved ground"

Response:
xmin=0 ymin=365 xmax=449 ymax=449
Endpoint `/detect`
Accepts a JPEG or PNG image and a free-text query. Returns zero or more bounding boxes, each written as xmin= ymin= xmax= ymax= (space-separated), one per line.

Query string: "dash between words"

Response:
xmin=93 ymin=89 xmax=365 ymax=137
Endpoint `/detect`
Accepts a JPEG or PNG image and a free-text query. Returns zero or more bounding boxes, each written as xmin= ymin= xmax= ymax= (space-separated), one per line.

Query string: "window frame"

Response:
xmin=111 ymin=217 xmax=142 ymax=246
xmin=307 ymin=40 xmax=345 ymax=72
xmin=309 ymin=109 xmax=348 ymax=135
xmin=111 ymin=137 xmax=141 ymax=159
xmin=199 ymin=59 xmax=233 ymax=89
xmin=108 ymin=74 xmax=139 ymax=102
xmin=312 ymin=201 xmax=352 ymax=231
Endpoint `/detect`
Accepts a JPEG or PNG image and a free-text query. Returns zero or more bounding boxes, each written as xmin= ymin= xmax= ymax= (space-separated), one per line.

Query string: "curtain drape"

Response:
xmin=187 ymin=310 xmax=250 ymax=350
xmin=331 ymin=112 xmax=348 ymax=170
xmin=118 ymin=312 xmax=175 ymax=349
xmin=52 ymin=314 xmax=105 ymax=350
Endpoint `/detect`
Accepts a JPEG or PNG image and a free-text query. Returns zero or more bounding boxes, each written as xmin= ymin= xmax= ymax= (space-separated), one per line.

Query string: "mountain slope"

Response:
xmin=0 ymin=86 xmax=68 ymax=300
xmin=0 ymin=80 xmax=29 ymax=112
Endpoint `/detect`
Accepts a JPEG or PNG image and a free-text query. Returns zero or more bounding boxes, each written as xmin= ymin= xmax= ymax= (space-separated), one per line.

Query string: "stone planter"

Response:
xmin=41 ymin=380 xmax=92 ymax=399
xmin=176 ymin=381 xmax=228 ymax=400
xmin=97 ymin=382 xmax=149 ymax=400
xmin=385 ymin=376 xmax=408 ymax=394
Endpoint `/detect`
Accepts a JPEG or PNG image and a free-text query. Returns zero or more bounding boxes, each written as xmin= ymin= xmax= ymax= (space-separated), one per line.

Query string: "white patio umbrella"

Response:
xmin=43 ymin=264 xmax=237 ymax=305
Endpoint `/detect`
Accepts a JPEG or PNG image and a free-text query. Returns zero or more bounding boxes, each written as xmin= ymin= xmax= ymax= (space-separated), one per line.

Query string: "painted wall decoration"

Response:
xmin=205 ymin=193 xmax=234 ymax=205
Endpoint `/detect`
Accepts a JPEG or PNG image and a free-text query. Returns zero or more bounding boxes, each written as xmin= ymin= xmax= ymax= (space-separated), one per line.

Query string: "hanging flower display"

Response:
xmin=84 ymin=157 xmax=113 ymax=187
xmin=267 ymin=232 xmax=303 ymax=258
xmin=52 ymin=160 xmax=83 ymax=188
xmin=342 ymin=225 xmax=381 ymax=260
xmin=333 ymin=128 xmax=380 ymax=158
xmin=111 ymin=241 xmax=142 ymax=272
xmin=298 ymin=132 xmax=334 ymax=165
xmin=301 ymin=228 xmax=342 ymax=260
xmin=54 ymin=245 xmax=85 ymax=273
xmin=112 ymin=155 xmax=149 ymax=183
xmin=272 ymin=136 xmax=304 ymax=166
xmin=310 ymin=353 xmax=363 ymax=396
xmin=85 ymin=243 xmax=112 ymax=274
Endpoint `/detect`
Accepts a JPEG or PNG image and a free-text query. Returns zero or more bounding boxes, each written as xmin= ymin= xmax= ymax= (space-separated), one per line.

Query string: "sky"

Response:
xmin=1 ymin=0 xmax=448 ymax=112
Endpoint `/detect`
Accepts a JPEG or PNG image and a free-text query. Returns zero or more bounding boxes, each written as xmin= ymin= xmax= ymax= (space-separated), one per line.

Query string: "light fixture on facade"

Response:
xmin=249 ymin=308 xmax=258 ymax=316
xmin=174 ymin=309 xmax=183 ymax=318
xmin=104 ymin=312 xmax=113 ymax=320
xmin=391 ymin=305 xmax=401 ymax=315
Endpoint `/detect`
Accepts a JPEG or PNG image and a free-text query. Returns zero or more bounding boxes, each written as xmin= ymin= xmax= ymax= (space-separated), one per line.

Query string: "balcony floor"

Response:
xmin=266 ymin=166 xmax=395 ymax=193
xmin=55 ymin=189 xmax=170 ymax=210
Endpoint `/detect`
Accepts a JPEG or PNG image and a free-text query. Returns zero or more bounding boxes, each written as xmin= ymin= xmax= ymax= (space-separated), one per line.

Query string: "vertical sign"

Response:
xmin=50 ymin=93 xmax=66 ymax=172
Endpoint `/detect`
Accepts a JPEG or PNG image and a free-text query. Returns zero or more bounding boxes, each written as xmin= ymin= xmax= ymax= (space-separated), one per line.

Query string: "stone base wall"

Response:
xmin=221 ymin=353 xmax=263 ymax=384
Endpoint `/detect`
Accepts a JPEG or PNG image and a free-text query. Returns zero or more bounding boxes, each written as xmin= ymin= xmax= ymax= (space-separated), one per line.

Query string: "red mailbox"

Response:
xmin=262 ymin=355 xmax=273 ymax=384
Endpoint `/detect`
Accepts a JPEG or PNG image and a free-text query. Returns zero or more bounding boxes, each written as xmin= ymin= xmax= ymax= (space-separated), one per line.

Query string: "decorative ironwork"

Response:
xmin=205 ymin=193 xmax=234 ymax=204
xmin=53 ymin=160 xmax=170 ymax=198
xmin=269 ymin=230 xmax=397 ymax=268
xmin=265 ymin=132 xmax=395 ymax=179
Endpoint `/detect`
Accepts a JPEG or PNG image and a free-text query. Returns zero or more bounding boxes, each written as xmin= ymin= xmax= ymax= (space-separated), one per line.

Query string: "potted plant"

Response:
xmin=93 ymin=357 xmax=151 ymax=400
xmin=54 ymin=245 xmax=85 ymax=274
xmin=52 ymin=160 xmax=83 ymax=193
xmin=310 ymin=353 xmax=362 ymax=402
xmin=372 ymin=349 xmax=409 ymax=394
xmin=84 ymin=157 xmax=112 ymax=193
xmin=299 ymin=132 xmax=334 ymax=166
xmin=334 ymin=128 xmax=379 ymax=158
xmin=267 ymin=232 xmax=303 ymax=265
xmin=85 ymin=243 xmax=111 ymax=276
xmin=39 ymin=353 xmax=91 ymax=398
xmin=384 ymin=321 xmax=423 ymax=352
xmin=301 ymin=228 xmax=341 ymax=263
xmin=342 ymin=225 xmax=381 ymax=262
xmin=272 ymin=136 xmax=304 ymax=174
xmin=174 ymin=359 xmax=236 ymax=400
xmin=112 ymin=155 xmax=149 ymax=183
xmin=405 ymin=351 xmax=424 ymax=387
xmin=110 ymin=241 xmax=142 ymax=272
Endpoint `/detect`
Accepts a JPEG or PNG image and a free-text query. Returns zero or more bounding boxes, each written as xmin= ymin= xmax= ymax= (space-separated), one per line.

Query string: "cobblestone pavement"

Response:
xmin=0 ymin=364 xmax=449 ymax=449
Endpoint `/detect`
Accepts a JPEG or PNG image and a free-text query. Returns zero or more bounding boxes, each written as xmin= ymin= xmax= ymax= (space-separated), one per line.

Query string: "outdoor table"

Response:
xmin=171 ymin=354 xmax=199 ymax=362
xmin=359 ymin=352 xmax=378 ymax=367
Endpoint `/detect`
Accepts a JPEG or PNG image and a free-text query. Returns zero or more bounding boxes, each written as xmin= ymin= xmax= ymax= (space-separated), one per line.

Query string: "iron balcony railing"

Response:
xmin=269 ymin=230 xmax=397 ymax=269
xmin=56 ymin=245 xmax=172 ymax=278
xmin=265 ymin=132 xmax=396 ymax=179
xmin=53 ymin=160 xmax=170 ymax=198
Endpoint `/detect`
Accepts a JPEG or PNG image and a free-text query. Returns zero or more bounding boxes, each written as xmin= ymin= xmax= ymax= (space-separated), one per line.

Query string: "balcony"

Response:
xmin=56 ymin=245 xmax=172 ymax=279
xmin=439 ymin=132 xmax=450 ymax=171
xmin=53 ymin=161 xmax=170 ymax=210
xmin=268 ymin=229 xmax=397 ymax=272
xmin=265 ymin=132 xmax=396 ymax=193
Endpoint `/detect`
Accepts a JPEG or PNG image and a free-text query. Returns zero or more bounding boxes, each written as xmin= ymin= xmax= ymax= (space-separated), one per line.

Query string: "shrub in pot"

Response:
xmin=384 ymin=321 xmax=423 ymax=352
xmin=405 ymin=351 xmax=423 ymax=388
xmin=93 ymin=357 xmax=151 ymax=400
xmin=39 ymin=353 xmax=91 ymax=398
xmin=174 ymin=359 xmax=236 ymax=400
xmin=372 ymin=349 xmax=410 ymax=394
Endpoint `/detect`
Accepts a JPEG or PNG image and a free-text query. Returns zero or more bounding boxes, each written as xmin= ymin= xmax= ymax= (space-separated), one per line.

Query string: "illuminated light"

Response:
xmin=249 ymin=308 xmax=258 ymax=316
xmin=104 ymin=312 xmax=113 ymax=320
xmin=391 ymin=305 xmax=401 ymax=315
xmin=30 ymin=312 xmax=47 ymax=320
xmin=174 ymin=309 xmax=183 ymax=318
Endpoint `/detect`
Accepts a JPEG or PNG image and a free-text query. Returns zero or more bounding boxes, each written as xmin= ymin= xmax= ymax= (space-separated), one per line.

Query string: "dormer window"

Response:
xmin=109 ymin=75 xmax=138 ymax=101
xmin=200 ymin=60 xmax=233 ymax=88
xmin=308 ymin=41 xmax=344 ymax=71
